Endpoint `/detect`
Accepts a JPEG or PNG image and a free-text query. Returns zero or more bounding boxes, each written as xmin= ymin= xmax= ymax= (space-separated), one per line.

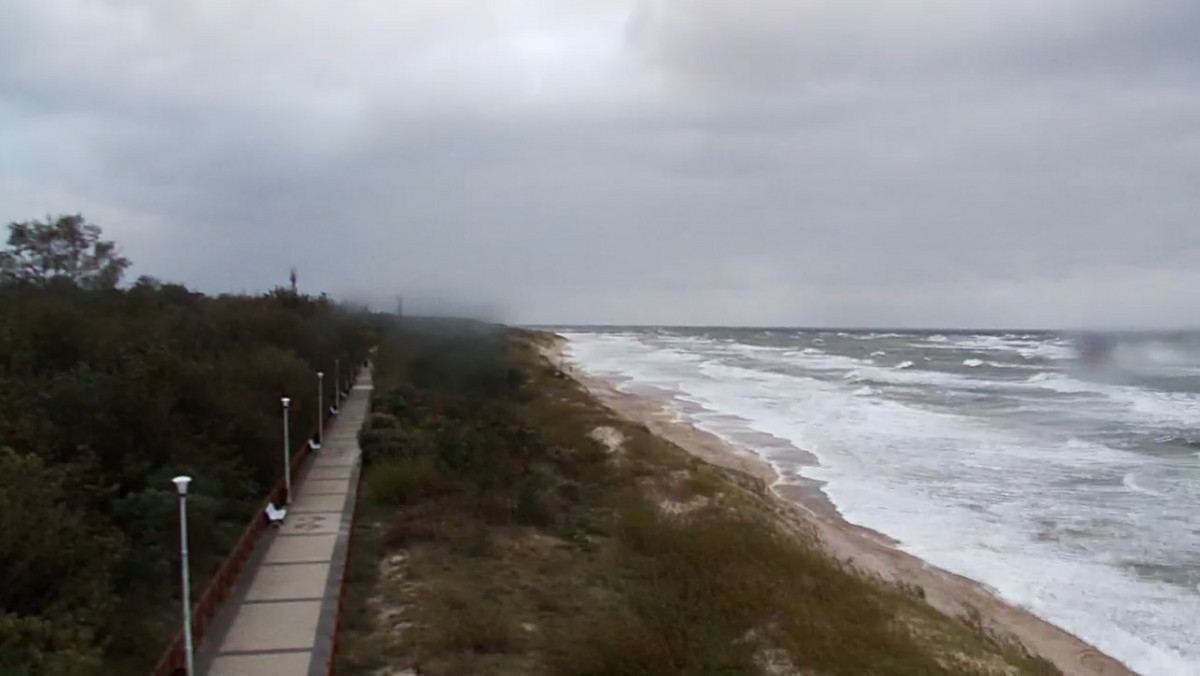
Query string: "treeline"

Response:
xmin=0 ymin=216 xmax=379 ymax=674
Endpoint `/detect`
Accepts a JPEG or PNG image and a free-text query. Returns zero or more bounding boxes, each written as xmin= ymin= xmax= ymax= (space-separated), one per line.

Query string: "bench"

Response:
xmin=265 ymin=502 xmax=287 ymax=526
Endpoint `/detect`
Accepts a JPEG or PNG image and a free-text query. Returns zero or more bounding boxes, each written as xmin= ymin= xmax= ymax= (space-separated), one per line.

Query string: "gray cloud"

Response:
xmin=2 ymin=0 xmax=1198 ymax=328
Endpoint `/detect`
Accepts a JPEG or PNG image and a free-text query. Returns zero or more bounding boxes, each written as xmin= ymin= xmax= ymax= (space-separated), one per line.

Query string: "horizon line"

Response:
xmin=520 ymin=323 xmax=1200 ymax=334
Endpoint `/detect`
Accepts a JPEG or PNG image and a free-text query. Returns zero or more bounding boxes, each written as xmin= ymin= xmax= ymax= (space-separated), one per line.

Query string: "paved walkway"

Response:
xmin=197 ymin=367 xmax=373 ymax=676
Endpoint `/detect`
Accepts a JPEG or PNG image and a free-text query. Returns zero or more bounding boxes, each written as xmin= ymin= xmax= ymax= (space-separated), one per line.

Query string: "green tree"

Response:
xmin=0 ymin=449 xmax=121 ymax=675
xmin=0 ymin=215 xmax=130 ymax=289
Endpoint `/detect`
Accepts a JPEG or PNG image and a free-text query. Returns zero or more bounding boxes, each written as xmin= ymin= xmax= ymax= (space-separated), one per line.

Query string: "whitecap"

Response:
xmin=895 ymin=360 xmax=915 ymax=370
xmin=1122 ymin=472 xmax=1163 ymax=497
xmin=986 ymin=360 xmax=1037 ymax=370
xmin=963 ymin=359 xmax=984 ymax=367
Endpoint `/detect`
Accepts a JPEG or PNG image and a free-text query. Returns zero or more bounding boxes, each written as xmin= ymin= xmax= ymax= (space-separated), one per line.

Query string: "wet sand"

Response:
xmin=543 ymin=336 xmax=1137 ymax=676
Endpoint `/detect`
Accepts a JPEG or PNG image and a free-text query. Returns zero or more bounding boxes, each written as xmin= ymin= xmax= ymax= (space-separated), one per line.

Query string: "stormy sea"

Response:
xmin=559 ymin=328 xmax=1200 ymax=675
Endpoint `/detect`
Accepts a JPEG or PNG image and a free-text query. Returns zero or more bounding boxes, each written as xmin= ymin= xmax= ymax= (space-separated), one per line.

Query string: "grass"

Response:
xmin=335 ymin=324 xmax=1062 ymax=676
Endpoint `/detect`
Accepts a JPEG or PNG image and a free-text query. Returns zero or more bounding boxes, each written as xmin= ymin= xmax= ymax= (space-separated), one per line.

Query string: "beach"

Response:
xmin=545 ymin=333 xmax=1138 ymax=676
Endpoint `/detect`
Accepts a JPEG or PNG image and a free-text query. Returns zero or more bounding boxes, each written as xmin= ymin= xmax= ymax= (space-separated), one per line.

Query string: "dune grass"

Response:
xmin=335 ymin=324 xmax=1061 ymax=676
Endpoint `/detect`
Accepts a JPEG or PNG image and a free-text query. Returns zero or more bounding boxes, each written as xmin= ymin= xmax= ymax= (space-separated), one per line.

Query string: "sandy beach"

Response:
xmin=545 ymin=336 xmax=1137 ymax=676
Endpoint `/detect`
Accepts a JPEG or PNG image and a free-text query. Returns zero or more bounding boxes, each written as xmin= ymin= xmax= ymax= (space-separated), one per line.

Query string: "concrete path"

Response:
xmin=197 ymin=368 xmax=373 ymax=676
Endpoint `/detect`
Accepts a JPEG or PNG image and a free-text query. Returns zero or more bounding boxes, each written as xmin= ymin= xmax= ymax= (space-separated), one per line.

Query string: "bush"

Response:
xmin=366 ymin=456 xmax=446 ymax=506
xmin=437 ymin=603 xmax=515 ymax=655
xmin=358 ymin=427 xmax=406 ymax=465
xmin=364 ymin=412 xmax=400 ymax=430
xmin=514 ymin=481 xmax=556 ymax=528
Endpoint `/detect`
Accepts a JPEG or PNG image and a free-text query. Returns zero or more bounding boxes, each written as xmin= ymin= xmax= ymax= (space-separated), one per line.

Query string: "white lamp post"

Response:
xmin=171 ymin=475 xmax=195 ymax=676
xmin=315 ymin=371 xmax=324 ymax=450
xmin=281 ymin=397 xmax=292 ymax=502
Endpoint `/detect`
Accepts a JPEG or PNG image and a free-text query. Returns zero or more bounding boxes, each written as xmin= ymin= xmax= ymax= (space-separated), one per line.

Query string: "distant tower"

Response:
xmin=289 ymin=268 xmax=298 ymax=294
xmin=396 ymin=295 xmax=404 ymax=317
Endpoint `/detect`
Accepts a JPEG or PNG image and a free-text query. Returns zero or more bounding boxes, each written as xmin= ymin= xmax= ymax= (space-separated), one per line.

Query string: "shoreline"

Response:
xmin=547 ymin=336 xmax=1136 ymax=676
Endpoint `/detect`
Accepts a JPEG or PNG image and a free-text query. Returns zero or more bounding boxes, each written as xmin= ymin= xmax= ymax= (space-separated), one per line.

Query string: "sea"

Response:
xmin=558 ymin=327 xmax=1200 ymax=676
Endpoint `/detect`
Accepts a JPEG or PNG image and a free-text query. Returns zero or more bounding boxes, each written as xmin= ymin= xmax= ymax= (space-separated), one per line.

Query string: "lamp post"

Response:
xmin=316 ymin=371 xmax=324 ymax=450
xmin=172 ymin=475 xmax=195 ymax=676
xmin=281 ymin=397 xmax=292 ymax=503
xmin=333 ymin=357 xmax=340 ymax=413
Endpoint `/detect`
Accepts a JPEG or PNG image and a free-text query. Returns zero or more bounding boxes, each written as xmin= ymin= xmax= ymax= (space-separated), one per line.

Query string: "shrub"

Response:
xmin=366 ymin=456 xmax=445 ymax=506
xmin=437 ymin=603 xmax=515 ymax=655
xmin=514 ymin=481 xmax=556 ymax=528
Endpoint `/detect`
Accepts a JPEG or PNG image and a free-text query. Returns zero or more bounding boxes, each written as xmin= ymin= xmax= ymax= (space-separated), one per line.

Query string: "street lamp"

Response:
xmin=332 ymin=358 xmax=340 ymax=414
xmin=314 ymin=371 xmax=324 ymax=450
xmin=172 ymin=475 xmax=195 ymax=676
xmin=281 ymin=397 xmax=292 ymax=502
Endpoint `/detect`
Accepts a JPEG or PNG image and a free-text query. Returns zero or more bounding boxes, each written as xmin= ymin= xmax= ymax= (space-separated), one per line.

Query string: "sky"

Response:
xmin=2 ymin=0 xmax=1198 ymax=329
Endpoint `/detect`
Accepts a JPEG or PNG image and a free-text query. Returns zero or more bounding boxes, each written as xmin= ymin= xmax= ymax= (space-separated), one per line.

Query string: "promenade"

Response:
xmin=194 ymin=368 xmax=373 ymax=675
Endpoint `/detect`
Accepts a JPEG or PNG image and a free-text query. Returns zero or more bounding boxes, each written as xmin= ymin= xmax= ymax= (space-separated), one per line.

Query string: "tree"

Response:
xmin=0 ymin=215 xmax=130 ymax=289
xmin=0 ymin=449 xmax=119 ymax=676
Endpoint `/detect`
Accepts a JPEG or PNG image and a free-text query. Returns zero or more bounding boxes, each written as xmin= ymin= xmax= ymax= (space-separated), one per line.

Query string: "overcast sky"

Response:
xmin=2 ymin=1 xmax=1198 ymax=328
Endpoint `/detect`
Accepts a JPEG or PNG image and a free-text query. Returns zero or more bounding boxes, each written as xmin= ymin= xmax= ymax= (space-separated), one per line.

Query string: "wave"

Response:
xmin=986 ymin=360 xmax=1039 ymax=370
xmin=1153 ymin=434 xmax=1200 ymax=450
xmin=1023 ymin=372 xmax=1200 ymax=428
xmin=1122 ymin=471 xmax=1166 ymax=498
xmin=564 ymin=330 xmax=1200 ymax=673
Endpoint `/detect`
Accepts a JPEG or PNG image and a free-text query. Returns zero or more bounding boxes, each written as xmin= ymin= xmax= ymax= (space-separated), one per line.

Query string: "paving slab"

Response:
xmin=244 ymin=562 xmax=330 ymax=602
xmin=277 ymin=512 xmax=341 ymax=536
xmin=208 ymin=651 xmax=313 ymax=676
xmin=301 ymin=478 xmax=351 ymax=495
xmin=261 ymin=534 xmax=337 ymax=564
xmin=217 ymin=600 xmax=322 ymax=653
xmin=289 ymin=493 xmax=348 ymax=513
xmin=305 ymin=468 xmax=353 ymax=481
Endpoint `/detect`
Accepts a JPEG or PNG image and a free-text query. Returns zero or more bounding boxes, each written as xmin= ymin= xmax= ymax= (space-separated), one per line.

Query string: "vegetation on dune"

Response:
xmin=0 ymin=215 xmax=377 ymax=674
xmin=337 ymin=324 xmax=1063 ymax=675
